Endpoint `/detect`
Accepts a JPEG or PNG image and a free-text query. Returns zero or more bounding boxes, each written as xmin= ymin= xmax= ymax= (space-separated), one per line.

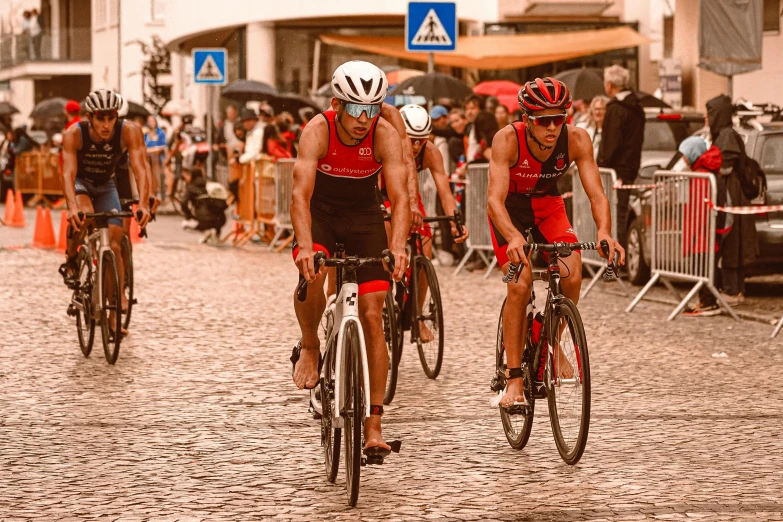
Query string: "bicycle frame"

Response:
xmin=87 ymin=226 xmax=113 ymax=320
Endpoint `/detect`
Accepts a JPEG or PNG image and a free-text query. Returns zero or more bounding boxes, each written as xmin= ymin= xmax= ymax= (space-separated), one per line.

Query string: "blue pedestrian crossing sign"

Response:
xmin=406 ymin=2 xmax=457 ymax=52
xmin=193 ymin=48 xmax=227 ymax=85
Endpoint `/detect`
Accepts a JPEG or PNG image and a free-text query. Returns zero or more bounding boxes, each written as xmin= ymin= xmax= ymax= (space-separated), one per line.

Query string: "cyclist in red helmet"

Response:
xmin=487 ymin=77 xmax=625 ymax=407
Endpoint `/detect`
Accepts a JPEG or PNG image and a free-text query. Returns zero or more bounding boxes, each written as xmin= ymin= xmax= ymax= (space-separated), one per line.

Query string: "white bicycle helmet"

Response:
xmin=84 ymin=88 xmax=122 ymax=113
xmin=331 ymin=61 xmax=388 ymax=104
xmin=118 ymin=95 xmax=129 ymax=118
xmin=400 ymin=104 xmax=432 ymax=138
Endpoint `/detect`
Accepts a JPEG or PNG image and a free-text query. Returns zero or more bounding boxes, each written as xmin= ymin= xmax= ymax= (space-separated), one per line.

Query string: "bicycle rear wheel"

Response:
xmin=415 ymin=257 xmax=444 ymax=379
xmin=74 ymin=246 xmax=95 ymax=357
xmin=546 ymin=298 xmax=591 ymax=465
xmin=120 ymin=235 xmax=134 ymax=331
xmin=320 ymin=340 xmax=341 ymax=483
xmin=99 ymin=250 xmax=122 ymax=365
xmin=495 ymin=298 xmax=535 ymax=449
xmin=343 ymin=321 xmax=363 ymax=507
xmin=383 ymin=288 xmax=400 ymax=405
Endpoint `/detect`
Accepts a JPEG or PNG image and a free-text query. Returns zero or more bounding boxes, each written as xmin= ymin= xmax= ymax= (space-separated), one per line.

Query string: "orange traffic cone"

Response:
xmin=8 ymin=190 xmax=26 ymax=227
xmin=2 ymin=189 xmax=14 ymax=225
xmin=129 ymin=204 xmax=143 ymax=244
xmin=56 ymin=210 xmax=69 ymax=253
xmin=31 ymin=206 xmax=56 ymax=248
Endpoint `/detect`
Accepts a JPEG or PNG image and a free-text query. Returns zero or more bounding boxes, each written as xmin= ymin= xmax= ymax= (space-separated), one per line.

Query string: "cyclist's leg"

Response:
xmin=66 ymin=179 xmax=96 ymax=261
xmin=93 ymin=180 xmax=126 ymax=328
xmin=416 ymin=219 xmax=435 ymax=343
xmin=490 ymin=215 xmax=533 ymax=407
xmin=291 ymin=211 xmax=334 ymax=390
xmin=533 ymin=196 xmax=579 ymax=379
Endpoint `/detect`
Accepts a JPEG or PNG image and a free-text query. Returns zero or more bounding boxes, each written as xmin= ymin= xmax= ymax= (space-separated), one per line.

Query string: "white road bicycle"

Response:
xmin=296 ymin=246 xmax=400 ymax=507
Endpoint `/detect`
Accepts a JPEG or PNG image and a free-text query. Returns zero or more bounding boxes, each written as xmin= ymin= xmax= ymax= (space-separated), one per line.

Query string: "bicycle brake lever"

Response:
xmin=600 ymin=239 xmax=617 ymax=280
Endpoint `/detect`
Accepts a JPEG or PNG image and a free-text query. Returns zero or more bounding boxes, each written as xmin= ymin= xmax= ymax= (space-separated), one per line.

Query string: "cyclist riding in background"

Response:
xmin=381 ymin=103 xmax=470 ymax=342
xmin=290 ymin=60 xmax=410 ymax=457
xmin=487 ymin=77 xmax=625 ymax=407
xmin=60 ymin=89 xmax=152 ymax=331
xmin=116 ymin=96 xmax=159 ymax=221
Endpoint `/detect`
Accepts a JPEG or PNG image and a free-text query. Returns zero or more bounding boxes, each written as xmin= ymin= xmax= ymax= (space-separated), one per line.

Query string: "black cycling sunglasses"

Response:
xmin=528 ymin=113 xmax=567 ymax=127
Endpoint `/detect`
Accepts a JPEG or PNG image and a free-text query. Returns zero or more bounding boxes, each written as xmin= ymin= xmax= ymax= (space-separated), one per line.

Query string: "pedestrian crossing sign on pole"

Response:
xmin=193 ymin=48 xmax=227 ymax=85
xmin=406 ymin=2 xmax=457 ymax=52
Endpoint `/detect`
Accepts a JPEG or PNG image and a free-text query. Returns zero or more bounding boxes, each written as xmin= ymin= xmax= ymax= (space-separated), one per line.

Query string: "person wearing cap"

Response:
xmin=429 ymin=105 xmax=452 ymax=176
xmin=238 ymin=107 xmax=265 ymax=165
xmin=64 ymin=100 xmax=81 ymax=130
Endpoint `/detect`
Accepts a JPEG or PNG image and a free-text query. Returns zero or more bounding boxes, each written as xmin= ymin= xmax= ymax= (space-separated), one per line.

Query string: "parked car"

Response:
xmin=625 ymin=121 xmax=783 ymax=284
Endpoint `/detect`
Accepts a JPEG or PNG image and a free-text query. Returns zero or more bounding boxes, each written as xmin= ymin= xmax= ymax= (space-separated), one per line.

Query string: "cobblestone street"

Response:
xmin=2 ymin=214 xmax=783 ymax=521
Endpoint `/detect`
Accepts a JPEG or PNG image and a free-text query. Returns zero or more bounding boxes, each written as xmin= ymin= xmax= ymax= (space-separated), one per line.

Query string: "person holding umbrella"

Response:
xmin=64 ymin=100 xmax=81 ymax=130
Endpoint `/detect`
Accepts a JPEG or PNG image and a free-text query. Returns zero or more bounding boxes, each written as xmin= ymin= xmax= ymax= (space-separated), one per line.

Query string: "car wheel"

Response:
xmin=627 ymin=217 xmax=651 ymax=286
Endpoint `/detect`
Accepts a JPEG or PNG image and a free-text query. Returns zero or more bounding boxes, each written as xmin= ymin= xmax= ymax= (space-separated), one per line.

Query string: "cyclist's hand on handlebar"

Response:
xmin=295 ymin=247 xmax=318 ymax=283
xmin=506 ymin=234 xmax=529 ymax=268
xmin=409 ymin=205 xmax=423 ymax=234
xmin=387 ymin=248 xmax=408 ymax=282
xmin=597 ymin=232 xmax=625 ymax=266
xmin=136 ymin=206 xmax=152 ymax=229
xmin=452 ymin=222 xmax=469 ymax=243
xmin=150 ymin=196 xmax=161 ymax=216
xmin=67 ymin=207 xmax=84 ymax=233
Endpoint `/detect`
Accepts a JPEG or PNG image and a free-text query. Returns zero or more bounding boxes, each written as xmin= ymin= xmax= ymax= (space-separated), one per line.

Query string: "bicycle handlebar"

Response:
xmin=296 ymin=249 xmax=394 ymax=302
xmin=600 ymin=239 xmax=618 ymax=281
xmin=502 ymin=241 xmax=599 ymax=283
xmin=77 ymin=210 xmax=148 ymax=238
xmin=385 ymin=210 xmax=465 ymax=237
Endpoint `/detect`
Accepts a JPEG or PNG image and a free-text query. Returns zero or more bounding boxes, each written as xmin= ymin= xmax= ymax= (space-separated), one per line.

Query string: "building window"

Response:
xmin=763 ymin=0 xmax=781 ymax=32
xmin=150 ymin=0 xmax=165 ymax=22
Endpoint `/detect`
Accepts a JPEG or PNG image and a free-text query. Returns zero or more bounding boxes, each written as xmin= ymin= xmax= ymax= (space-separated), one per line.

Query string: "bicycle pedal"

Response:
xmin=360 ymin=456 xmax=367 ymax=467
xmin=130 ymin=298 xmax=138 ymax=305
xmin=490 ymin=375 xmax=506 ymax=393
xmin=66 ymin=304 xmax=78 ymax=317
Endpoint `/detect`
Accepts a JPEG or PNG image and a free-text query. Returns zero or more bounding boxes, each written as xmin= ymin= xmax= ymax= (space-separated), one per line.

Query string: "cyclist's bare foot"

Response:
xmin=108 ymin=312 xmax=128 ymax=336
xmin=419 ymin=321 xmax=435 ymax=343
xmin=554 ymin=344 xmax=575 ymax=379
xmin=499 ymin=378 xmax=525 ymax=407
xmin=121 ymin=296 xmax=129 ymax=313
xmin=293 ymin=343 xmax=319 ymax=390
xmin=364 ymin=416 xmax=390 ymax=451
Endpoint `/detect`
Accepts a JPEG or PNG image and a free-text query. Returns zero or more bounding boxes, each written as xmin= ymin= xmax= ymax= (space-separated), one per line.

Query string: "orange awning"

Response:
xmin=320 ymin=26 xmax=651 ymax=71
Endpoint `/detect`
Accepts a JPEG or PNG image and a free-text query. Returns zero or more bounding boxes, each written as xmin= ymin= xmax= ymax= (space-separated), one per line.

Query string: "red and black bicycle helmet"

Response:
xmin=518 ymin=77 xmax=573 ymax=113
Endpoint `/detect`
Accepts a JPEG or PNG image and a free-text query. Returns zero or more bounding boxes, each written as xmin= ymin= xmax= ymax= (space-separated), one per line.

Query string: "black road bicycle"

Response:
xmin=490 ymin=238 xmax=616 ymax=465
xmin=383 ymin=211 xmax=463 ymax=405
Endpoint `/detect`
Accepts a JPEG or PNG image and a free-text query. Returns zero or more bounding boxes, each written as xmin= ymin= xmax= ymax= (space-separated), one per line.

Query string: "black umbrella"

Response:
xmin=636 ymin=91 xmax=671 ymax=109
xmin=30 ymin=97 xmax=68 ymax=121
xmin=266 ymin=93 xmax=320 ymax=119
xmin=0 ymin=102 xmax=20 ymax=117
xmin=387 ymin=73 xmax=472 ymax=101
xmin=222 ymin=79 xmax=278 ymax=103
xmin=315 ymin=82 xmax=333 ymax=98
xmin=80 ymin=98 xmax=152 ymax=120
xmin=554 ymin=68 xmax=605 ymax=101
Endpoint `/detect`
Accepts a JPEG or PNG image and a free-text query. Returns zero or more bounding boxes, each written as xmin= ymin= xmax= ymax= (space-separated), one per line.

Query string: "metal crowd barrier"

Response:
xmin=454 ymin=163 xmax=496 ymax=277
xmin=626 ymin=170 xmax=739 ymax=321
xmin=572 ymin=167 xmax=629 ymax=298
xmin=417 ymin=168 xmax=438 ymax=218
xmin=269 ymin=158 xmax=296 ymax=252
xmin=14 ymin=152 xmax=64 ymax=206
xmin=773 ymin=316 xmax=783 ymax=338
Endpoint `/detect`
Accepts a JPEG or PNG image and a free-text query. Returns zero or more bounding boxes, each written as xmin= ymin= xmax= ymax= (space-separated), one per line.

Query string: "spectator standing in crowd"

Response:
xmin=577 ymin=95 xmax=609 ymax=159
xmin=64 ymin=100 xmax=81 ymax=130
xmin=463 ymin=94 xmax=498 ymax=165
xmin=262 ymin=124 xmax=293 ymax=160
xmin=238 ymin=108 xmax=265 ymax=165
xmin=706 ymin=93 xmax=757 ymax=306
xmin=219 ymin=105 xmax=239 ymax=157
xmin=571 ymin=99 xmax=591 ymax=127
xmin=181 ymin=168 xmax=229 ymax=243
xmin=598 ymin=64 xmax=645 ymax=250
xmin=429 ymin=105 xmax=452 ymax=174
xmin=298 ymin=107 xmax=316 ymax=134
xmin=494 ymin=104 xmax=510 ymax=131
xmin=277 ymin=112 xmax=297 ymax=156
xmin=21 ymin=11 xmax=32 ymax=60
xmin=30 ymin=8 xmax=43 ymax=59
xmin=145 ymin=115 xmax=169 ymax=202
xmin=485 ymin=96 xmax=499 ymax=114
xmin=678 ymin=136 xmax=729 ymax=317
xmin=226 ymin=125 xmax=246 ymax=206
xmin=447 ymin=108 xmax=468 ymax=168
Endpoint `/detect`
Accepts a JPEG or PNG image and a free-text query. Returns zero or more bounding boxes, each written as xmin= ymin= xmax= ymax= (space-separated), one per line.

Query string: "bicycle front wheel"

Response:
xmin=120 ymin=235 xmax=134 ymax=331
xmin=99 ymin=250 xmax=122 ymax=365
xmin=414 ymin=257 xmax=444 ymax=379
xmin=320 ymin=339 xmax=341 ymax=483
xmin=383 ymin=288 xmax=400 ymax=405
xmin=495 ymin=298 xmax=535 ymax=450
xmin=546 ymin=298 xmax=591 ymax=465
xmin=343 ymin=321 xmax=363 ymax=506
xmin=74 ymin=246 xmax=95 ymax=357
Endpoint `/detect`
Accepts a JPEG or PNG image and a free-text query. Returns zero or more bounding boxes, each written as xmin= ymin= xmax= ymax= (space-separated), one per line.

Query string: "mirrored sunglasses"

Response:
xmin=528 ymin=113 xmax=567 ymax=127
xmin=410 ymin=138 xmax=427 ymax=146
xmin=343 ymin=102 xmax=381 ymax=119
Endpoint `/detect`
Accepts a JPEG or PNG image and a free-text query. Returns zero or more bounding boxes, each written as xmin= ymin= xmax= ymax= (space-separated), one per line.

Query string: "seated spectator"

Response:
xmin=181 ymin=168 xmax=229 ymax=243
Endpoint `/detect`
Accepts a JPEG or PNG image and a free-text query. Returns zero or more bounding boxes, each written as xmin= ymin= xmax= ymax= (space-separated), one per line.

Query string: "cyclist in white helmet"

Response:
xmin=61 ymin=88 xmax=151 ymax=334
xmin=291 ymin=60 xmax=410 ymax=462
xmin=378 ymin=103 xmax=469 ymax=342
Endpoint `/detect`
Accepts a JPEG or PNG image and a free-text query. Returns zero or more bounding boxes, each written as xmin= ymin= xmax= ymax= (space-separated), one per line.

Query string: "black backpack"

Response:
xmin=735 ymin=133 xmax=767 ymax=201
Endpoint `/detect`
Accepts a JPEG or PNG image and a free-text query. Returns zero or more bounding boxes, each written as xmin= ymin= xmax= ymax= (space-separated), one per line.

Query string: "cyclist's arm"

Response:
xmin=424 ymin=144 xmax=458 ymax=217
xmin=61 ymin=126 xmax=81 ymax=213
xmin=382 ymin=104 xmax=420 ymax=209
xmin=375 ymin=119 xmax=411 ymax=254
xmin=487 ymin=126 xmax=521 ymax=243
xmin=123 ymin=124 xmax=150 ymax=215
xmin=571 ymin=126 xmax=611 ymax=237
xmin=291 ymin=117 xmax=326 ymax=254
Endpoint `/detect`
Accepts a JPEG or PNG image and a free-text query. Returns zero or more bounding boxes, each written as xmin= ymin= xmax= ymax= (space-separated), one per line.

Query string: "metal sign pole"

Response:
xmin=206 ymin=85 xmax=214 ymax=180
xmin=428 ymin=52 xmax=434 ymax=74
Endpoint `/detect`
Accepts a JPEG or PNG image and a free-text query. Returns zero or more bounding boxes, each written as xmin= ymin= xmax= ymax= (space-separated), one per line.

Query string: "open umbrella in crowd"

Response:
xmin=473 ymin=80 xmax=522 ymax=112
xmin=387 ymin=72 xmax=473 ymax=101
xmin=222 ymin=79 xmax=278 ymax=103
xmin=554 ymin=68 xmax=605 ymax=101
